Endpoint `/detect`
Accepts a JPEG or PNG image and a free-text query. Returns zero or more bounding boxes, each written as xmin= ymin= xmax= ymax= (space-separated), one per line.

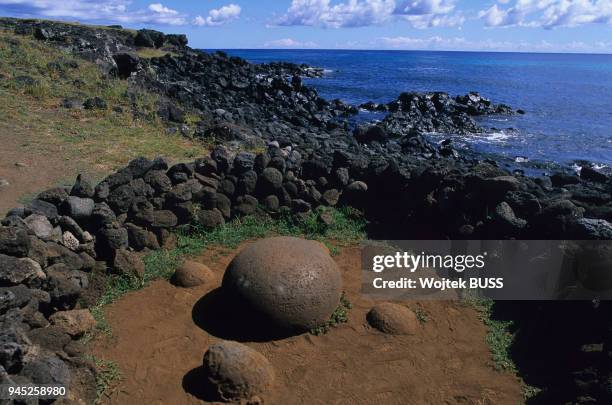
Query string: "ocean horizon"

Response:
xmin=212 ymin=48 xmax=612 ymax=56
xmin=219 ymin=48 xmax=612 ymax=174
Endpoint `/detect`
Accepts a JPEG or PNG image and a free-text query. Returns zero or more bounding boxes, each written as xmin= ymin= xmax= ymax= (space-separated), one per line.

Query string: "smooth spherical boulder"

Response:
xmin=367 ymin=303 xmax=418 ymax=335
xmin=222 ymin=236 xmax=342 ymax=331
xmin=203 ymin=341 xmax=274 ymax=402
xmin=173 ymin=261 xmax=214 ymax=288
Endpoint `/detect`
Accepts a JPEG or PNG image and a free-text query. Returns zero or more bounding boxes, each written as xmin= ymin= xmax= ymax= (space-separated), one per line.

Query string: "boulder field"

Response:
xmin=0 ymin=17 xmax=611 ymax=403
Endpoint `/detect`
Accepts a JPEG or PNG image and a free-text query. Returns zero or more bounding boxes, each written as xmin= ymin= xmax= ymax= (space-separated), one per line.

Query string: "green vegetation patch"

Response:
xmin=136 ymin=47 xmax=177 ymax=59
xmin=310 ymin=293 xmax=353 ymax=336
xmin=464 ymin=295 xmax=516 ymax=372
xmin=90 ymin=356 xmax=122 ymax=404
xmin=0 ymin=29 xmax=205 ymax=173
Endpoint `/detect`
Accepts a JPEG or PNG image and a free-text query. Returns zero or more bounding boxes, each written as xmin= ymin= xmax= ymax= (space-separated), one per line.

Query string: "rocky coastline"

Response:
xmin=1 ymin=17 xmax=612 ymax=404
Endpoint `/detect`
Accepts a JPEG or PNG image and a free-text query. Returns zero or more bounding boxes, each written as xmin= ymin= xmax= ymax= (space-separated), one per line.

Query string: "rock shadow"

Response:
xmin=182 ymin=366 xmax=219 ymax=402
xmin=192 ymin=287 xmax=297 ymax=342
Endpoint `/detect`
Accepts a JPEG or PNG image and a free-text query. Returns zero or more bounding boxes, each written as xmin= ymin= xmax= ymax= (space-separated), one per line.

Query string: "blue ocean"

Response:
xmin=220 ymin=49 xmax=612 ymax=173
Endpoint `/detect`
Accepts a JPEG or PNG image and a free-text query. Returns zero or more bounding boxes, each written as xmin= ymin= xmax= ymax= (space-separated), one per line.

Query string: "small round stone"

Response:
xmin=367 ymin=303 xmax=418 ymax=335
xmin=203 ymin=341 xmax=274 ymax=402
xmin=222 ymin=236 xmax=342 ymax=331
xmin=173 ymin=261 xmax=214 ymax=288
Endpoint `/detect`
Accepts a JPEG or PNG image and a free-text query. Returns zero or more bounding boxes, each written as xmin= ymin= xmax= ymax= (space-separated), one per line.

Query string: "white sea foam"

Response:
xmin=572 ymin=163 xmax=608 ymax=173
xmin=480 ymin=131 xmax=512 ymax=142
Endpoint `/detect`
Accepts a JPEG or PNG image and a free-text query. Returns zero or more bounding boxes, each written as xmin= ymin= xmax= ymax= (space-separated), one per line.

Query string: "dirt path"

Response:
xmin=91 ymin=244 xmax=523 ymax=405
xmin=0 ymin=117 xmax=92 ymax=215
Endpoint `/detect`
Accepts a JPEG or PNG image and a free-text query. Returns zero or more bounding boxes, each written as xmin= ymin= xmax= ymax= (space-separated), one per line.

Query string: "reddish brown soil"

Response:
xmin=0 ymin=120 xmax=87 ymax=215
xmin=92 ymin=244 xmax=523 ymax=405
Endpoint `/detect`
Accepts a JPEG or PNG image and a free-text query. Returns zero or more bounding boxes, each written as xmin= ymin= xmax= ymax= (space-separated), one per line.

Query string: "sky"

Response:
xmin=1 ymin=1 xmax=611 ymax=53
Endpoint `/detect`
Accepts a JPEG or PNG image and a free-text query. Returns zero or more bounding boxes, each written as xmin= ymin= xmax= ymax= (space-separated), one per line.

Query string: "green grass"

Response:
xmin=89 ymin=356 xmax=122 ymax=404
xmin=144 ymin=206 xmax=366 ymax=280
xmin=0 ymin=29 xmax=130 ymax=108
xmin=310 ymin=293 xmax=352 ymax=336
xmin=467 ymin=296 xmax=543 ymax=402
xmin=89 ymin=207 xmax=366 ymax=337
xmin=0 ymin=29 xmax=206 ymax=174
xmin=465 ymin=295 xmax=516 ymax=372
xmin=0 ymin=17 xmax=137 ymax=34
xmin=414 ymin=307 xmax=428 ymax=324
xmin=136 ymin=48 xmax=178 ymax=59
xmin=523 ymin=384 xmax=543 ymax=402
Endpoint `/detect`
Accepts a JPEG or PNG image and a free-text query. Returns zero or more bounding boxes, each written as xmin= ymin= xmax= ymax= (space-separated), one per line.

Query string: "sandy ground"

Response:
xmin=91 ymin=243 xmax=523 ymax=405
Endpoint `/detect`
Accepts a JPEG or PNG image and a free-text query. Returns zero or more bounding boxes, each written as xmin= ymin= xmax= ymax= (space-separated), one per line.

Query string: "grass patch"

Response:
xmin=0 ymin=29 xmax=206 ymax=175
xmin=90 ymin=356 xmax=122 ymax=404
xmin=136 ymin=47 xmax=177 ymax=59
xmin=144 ymin=206 xmax=366 ymax=278
xmin=310 ymin=293 xmax=352 ymax=336
xmin=414 ymin=307 xmax=428 ymax=324
xmin=465 ymin=295 xmax=516 ymax=372
xmin=464 ymin=294 xmax=545 ymax=401
xmin=0 ymin=30 xmax=128 ymax=108
xmin=523 ymin=384 xmax=543 ymax=402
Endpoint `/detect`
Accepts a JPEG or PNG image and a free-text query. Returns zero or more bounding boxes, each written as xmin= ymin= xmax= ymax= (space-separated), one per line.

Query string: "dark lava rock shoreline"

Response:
xmin=1 ymin=17 xmax=612 ymax=404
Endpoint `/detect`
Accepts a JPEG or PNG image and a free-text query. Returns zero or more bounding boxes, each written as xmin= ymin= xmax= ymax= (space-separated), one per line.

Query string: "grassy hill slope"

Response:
xmin=0 ymin=28 xmax=205 ymax=213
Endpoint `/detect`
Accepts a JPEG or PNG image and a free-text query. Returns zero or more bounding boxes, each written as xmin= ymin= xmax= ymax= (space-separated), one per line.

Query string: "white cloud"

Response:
xmin=275 ymin=0 xmax=394 ymax=28
xmin=0 ymin=1 xmax=188 ymax=25
xmin=264 ymin=38 xmax=318 ymax=48
xmin=274 ymin=0 xmax=462 ymax=28
xmin=393 ymin=0 xmax=454 ymax=15
xmin=193 ymin=15 xmax=207 ymax=26
xmin=148 ymin=3 xmax=177 ymax=15
xmin=478 ymin=4 xmax=522 ymax=27
xmin=0 ymin=1 xmax=244 ymax=27
xmin=403 ymin=12 xmax=465 ymax=28
xmin=193 ymin=4 xmax=241 ymax=26
xmin=478 ymin=0 xmax=612 ymax=28
xmin=371 ymin=35 xmax=612 ymax=52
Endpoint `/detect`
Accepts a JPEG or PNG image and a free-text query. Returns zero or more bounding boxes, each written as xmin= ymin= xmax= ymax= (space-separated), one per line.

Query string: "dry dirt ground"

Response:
xmin=0 ymin=116 xmax=91 ymax=215
xmin=92 ymin=244 xmax=524 ymax=405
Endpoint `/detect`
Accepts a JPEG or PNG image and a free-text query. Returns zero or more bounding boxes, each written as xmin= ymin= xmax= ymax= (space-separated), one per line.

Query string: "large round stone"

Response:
xmin=367 ymin=302 xmax=418 ymax=335
xmin=203 ymin=341 xmax=274 ymax=402
xmin=222 ymin=236 xmax=342 ymax=331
